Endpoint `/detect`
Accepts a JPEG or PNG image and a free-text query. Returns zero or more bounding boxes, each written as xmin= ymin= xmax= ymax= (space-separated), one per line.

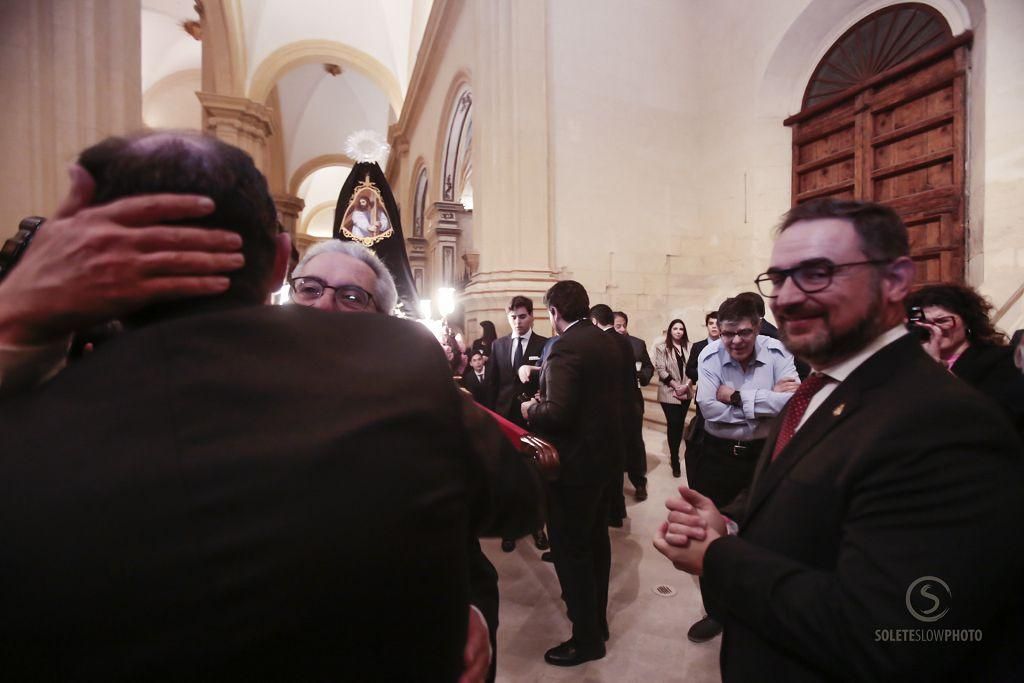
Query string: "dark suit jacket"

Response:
xmin=702 ymin=335 xmax=1024 ymax=682
xmin=0 ymin=303 xmax=543 ymax=681
xmin=626 ymin=334 xmax=655 ymax=387
xmin=487 ymin=331 xmax=548 ymax=421
xmin=951 ymin=343 xmax=1024 ymax=437
xmin=686 ymin=338 xmax=711 ymax=383
xmin=461 ymin=368 xmax=495 ymax=410
xmin=527 ymin=321 xmax=622 ymax=487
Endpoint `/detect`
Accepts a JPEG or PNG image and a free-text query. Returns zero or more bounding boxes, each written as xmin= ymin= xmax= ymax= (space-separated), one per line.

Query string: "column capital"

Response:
xmin=197 ymin=92 xmax=275 ymax=138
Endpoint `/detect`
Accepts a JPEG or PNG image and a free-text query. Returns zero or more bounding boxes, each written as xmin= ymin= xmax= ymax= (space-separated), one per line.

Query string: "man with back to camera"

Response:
xmin=488 ymin=294 xmax=550 ymax=552
xmin=522 ymin=281 xmax=623 ymax=667
xmin=590 ymin=304 xmax=640 ymax=526
xmin=656 ymin=198 xmax=1024 ymax=682
xmin=612 ymin=310 xmax=654 ymax=501
xmin=0 ymin=131 xmax=544 ymax=682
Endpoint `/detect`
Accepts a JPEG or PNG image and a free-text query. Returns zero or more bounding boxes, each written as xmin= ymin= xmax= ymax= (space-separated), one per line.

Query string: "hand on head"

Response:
xmin=0 ymin=165 xmax=243 ymax=346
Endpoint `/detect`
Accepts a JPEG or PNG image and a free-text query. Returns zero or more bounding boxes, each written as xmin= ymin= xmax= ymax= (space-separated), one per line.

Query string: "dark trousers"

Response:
xmin=625 ymin=400 xmax=648 ymax=489
xmin=698 ymin=433 xmax=764 ymax=509
xmin=660 ymin=401 xmax=691 ymax=469
xmin=546 ymin=482 xmax=611 ymax=647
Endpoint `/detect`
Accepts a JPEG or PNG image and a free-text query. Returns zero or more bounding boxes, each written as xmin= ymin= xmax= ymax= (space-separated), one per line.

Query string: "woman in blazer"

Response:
xmin=653 ymin=318 xmax=692 ymax=478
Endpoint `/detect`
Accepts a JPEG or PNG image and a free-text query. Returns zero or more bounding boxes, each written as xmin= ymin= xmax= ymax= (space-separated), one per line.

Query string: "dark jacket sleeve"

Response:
xmin=685 ymin=340 xmax=704 ymax=383
xmin=457 ymin=389 xmax=544 ymax=539
xmin=526 ymin=341 xmax=582 ymax=435
xmin=634 ymin=337 xmax=655 ymax=386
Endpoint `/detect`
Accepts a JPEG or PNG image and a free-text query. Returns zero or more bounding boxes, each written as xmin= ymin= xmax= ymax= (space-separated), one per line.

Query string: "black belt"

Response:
xmin=703 ymin=433 xmax=766 ymax=459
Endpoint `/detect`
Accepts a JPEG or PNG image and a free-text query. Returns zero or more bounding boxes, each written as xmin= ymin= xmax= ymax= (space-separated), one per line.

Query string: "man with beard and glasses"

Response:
xmin=655 ymin=199 xmax=1024 ymax=682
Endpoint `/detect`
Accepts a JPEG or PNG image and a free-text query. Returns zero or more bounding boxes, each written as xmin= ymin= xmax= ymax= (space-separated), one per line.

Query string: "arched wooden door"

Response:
xmin=785 ymin=4 xmax=971 ymax=285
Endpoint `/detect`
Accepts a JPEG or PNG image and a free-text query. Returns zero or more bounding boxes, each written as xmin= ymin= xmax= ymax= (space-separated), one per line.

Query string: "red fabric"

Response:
xmin=477 ymin=404 xmax=530 ymax=448
xmin=771 ymin=373 xmax=830 ymax=460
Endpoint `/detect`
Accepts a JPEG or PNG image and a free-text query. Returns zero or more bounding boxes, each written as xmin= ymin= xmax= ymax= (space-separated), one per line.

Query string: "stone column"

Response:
xmin=0 ymin=0 xmax=142 ymax=235
xmin=272 ymin=193 xmax=305 ymax=236
xmin=197 ymin=93 xmax=275 ymax=177
xmin=461 ymin=0 xmax=557 ymax=334
xmin=426 ymin=201 xmax=464 ymax=293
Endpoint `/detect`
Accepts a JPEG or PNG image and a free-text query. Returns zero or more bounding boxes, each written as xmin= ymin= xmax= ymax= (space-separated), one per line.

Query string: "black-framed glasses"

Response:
xmin=720 ymin=328 xmax=756 ymax=342
xmin=754 ymin=258 xmax=891 ymax=298
xmin=288 ymin=276 xmax=375 ymax=311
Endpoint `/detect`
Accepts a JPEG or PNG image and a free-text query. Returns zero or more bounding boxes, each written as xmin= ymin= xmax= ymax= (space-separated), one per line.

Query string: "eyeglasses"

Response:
xmin=720 ymin=329 xmax=756 ymax=342
xmin=929 ymin=315 xmax=958 ymax=329
xmin=754 ymin=258 xmax=892 ymax=298
xmin=288 ymin=276 xmax=375 ymax=311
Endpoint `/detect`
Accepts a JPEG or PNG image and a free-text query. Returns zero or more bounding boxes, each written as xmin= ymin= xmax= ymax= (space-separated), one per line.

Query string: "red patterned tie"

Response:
xmin=771 ymin=373 xmax=830 ymax=460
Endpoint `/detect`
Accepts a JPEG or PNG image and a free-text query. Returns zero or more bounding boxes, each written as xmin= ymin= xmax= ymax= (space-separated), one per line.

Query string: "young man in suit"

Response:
xmin=0 ymin=131 xmax=543 ymax=682
xmin=524 ymin=281 xmax=623 ymax=667
xmin=461 ymin=348 xmax=495 ymax=409
xmin=488 ymin=294 xmax=550 ymax=552
xmin=612 ymin=310 xmax=654 ymax=500
xmin=591 ymin=304 xmax=640 ymax=526
xmin=656 ymin=199 xmax=1024 ymax=682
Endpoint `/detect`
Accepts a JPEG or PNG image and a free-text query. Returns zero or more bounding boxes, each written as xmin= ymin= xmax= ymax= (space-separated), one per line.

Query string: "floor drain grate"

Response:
xmin=652 ymin=584 xmax=677 ymax=597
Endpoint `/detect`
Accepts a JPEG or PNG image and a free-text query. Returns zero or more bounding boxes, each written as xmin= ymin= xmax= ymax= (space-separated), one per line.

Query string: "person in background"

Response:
xmin=907 ymin=283 xmax=1024 ymax=436
xmin=462 ymin=349 xmax=495 ymax=410
xmin=682 ymin=310 xmax=720 ymax=490
xmin=472 ymin=320 xmax=498 ymax=358
xmin=653 ymin=318 xmax=692 ymax=478
xmin=612 ymin=310 xmax=654 ymax=501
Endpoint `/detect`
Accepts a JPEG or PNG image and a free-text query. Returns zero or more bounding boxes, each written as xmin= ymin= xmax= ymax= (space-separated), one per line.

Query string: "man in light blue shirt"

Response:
xmin=686 ymin=294 xmax=798 ymax=644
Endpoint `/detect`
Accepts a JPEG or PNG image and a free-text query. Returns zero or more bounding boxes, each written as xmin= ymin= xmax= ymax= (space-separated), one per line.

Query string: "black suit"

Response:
xmin=0 ymin=304 xmax=543 ymax=681
xmin=605 ymin=327 xmax=639 ymax=521
xmin=461 ymin=367 xmax=495 ymax=410
xmin=703 ymin=335 xmax=1024 ymax=682
xmin=624 ymin=334 xmax=654 ymax=488
xmin=488 ymin=331 xmax=548 ymax=426
xmin=528 ymin=321 xmax=622 ymax=647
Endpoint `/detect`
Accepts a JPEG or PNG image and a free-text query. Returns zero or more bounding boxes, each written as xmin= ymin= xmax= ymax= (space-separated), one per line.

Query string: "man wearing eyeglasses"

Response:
xmin=686 ymin=293 xmax=798 ymax=643
xmin=0 ymin=131 xmax=544 ymax=682
xmin=287 ymin=239 xmax=396 ymax=314
xmin=656 ymin=199 xmax=1024 ymax=682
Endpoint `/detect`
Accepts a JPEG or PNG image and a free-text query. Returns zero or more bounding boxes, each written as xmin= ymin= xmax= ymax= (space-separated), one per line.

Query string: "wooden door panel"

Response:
xmin=788 ymin=29 xmax=967 ymax=284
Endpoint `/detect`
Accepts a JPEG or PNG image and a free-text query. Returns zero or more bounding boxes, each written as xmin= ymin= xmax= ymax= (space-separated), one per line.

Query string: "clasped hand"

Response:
xmin=653 ymin=487 xmax=726 ymax=576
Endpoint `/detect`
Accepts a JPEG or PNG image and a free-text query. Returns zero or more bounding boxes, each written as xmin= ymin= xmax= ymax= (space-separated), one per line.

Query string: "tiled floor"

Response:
xmin=483 ymin=427 xmax=722 ymax=682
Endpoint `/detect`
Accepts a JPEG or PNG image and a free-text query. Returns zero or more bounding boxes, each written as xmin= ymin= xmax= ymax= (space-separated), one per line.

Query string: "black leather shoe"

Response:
xmin=543 ymin=639 xmax=605 ymax=666
xmin=634 ymin=484 xmax=648 ymax=501
xmin=533 ymin=529 xmax=549 ymax=550
xmin=687 ymin=616 xmax=722 ymax=643
xmin=501 ymin=539 xmax=515 ymax=553
xmin=541 ymin=551 xmax=554 ymax=563
xmin=671 ymin=464 xmax=682 ymax=478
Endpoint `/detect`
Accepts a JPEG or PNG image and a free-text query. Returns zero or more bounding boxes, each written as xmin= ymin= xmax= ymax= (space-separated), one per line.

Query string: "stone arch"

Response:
xmin=756 ymin=0 xmax=972 ymax=118
xmin=248 ymin=39 xmax=403 ymax=116
xmin=288 ymin=153 xmax=356 ymax=196
xmin=299 ymin=200 xmax=338 ymax=236
xmin=435 ymin=74 xmax=473 ymax=203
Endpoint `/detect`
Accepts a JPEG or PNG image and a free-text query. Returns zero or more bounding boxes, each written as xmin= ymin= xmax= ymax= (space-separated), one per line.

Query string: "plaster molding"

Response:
xmin=248 ymin=39 xmax=403 ymax=116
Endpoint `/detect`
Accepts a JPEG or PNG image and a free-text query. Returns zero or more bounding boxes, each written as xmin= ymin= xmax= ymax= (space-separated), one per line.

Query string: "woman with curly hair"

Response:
xmin=907 ymin=283 xmax=1024 ymax=435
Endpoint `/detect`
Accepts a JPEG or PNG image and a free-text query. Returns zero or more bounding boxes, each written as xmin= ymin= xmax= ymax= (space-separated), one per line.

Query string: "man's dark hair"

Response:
xmin=705 ymin=310 xmax=718 ymax=325
xmin=544 ymin=281 xmax=590 ymax=323
xmin=736 ymin=292 xmax=766 ymax=317
xmin=79 ymin=131 xmax=278 ymax=311
xmin=589 ymin=304 xmax=614 ymax=326
xmin=779 ymin=198 xmax=909 ymax=261
xmin=906 ymin=283 xmax=1007 ymax=346
xmin=508 ymin=295 xmax=534 ymax=314
xmin=717 ymin=296 xmax=761 ymax=325
xmin=613 ymin=311 xmax=629 ymax=325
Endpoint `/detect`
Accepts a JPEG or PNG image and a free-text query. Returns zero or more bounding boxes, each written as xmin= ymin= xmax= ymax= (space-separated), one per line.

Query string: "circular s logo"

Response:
xmin=905 ymin=576 xmax=951 ymax=623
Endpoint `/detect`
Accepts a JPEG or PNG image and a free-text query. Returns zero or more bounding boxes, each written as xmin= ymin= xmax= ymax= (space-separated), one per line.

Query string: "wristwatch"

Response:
xmin=0 ymin=216 xmax=45 ymax=281
xmin=729 ymin=390 xmax=743 ymax=408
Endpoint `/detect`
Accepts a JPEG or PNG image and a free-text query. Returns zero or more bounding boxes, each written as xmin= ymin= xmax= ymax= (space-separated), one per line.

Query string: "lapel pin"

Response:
xmin=833 ymin=404 xmax=845 ymax=417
